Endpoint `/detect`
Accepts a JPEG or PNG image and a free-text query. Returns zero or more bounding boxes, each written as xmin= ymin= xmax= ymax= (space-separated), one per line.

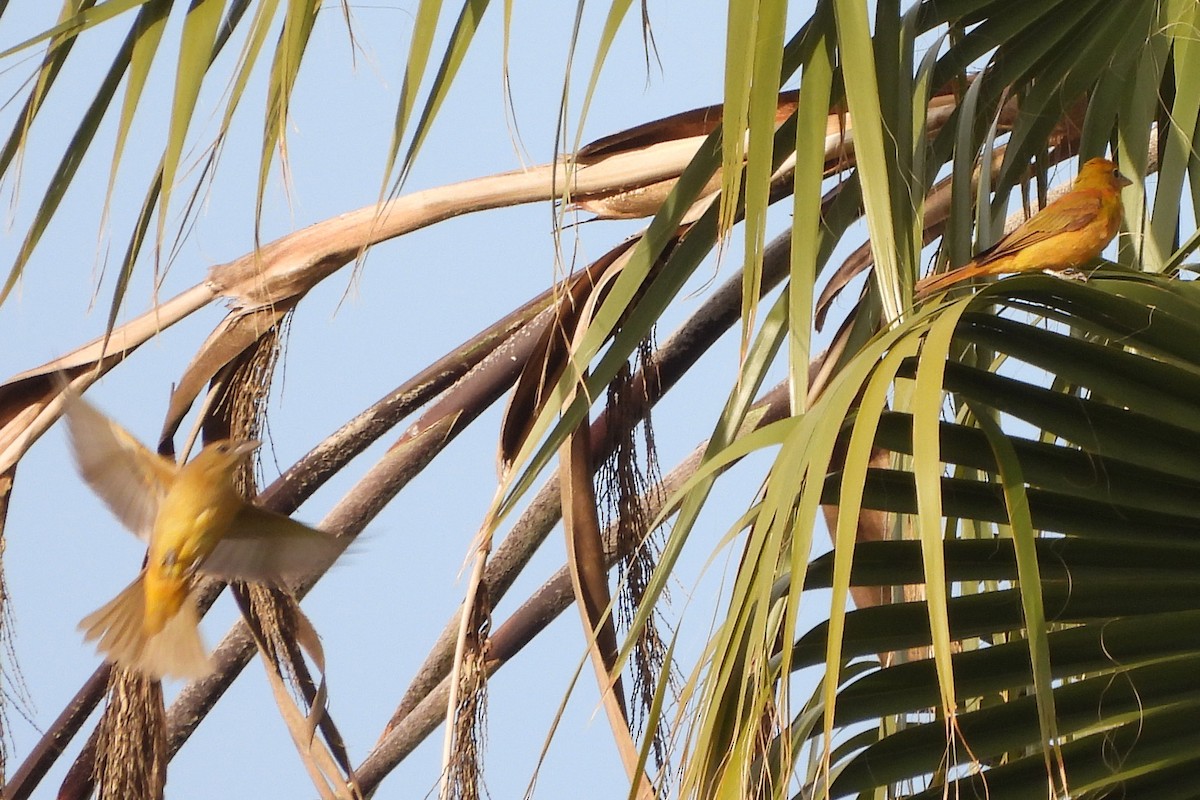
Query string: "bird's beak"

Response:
xmin=1117 ymin=172 xmax=1133 ymax=188
xmin=233 ymin=440 xmax=261 ymax=458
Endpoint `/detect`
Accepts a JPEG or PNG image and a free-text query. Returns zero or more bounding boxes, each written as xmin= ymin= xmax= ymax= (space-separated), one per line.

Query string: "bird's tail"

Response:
xmin=914 ymin=263 xmax=989 ymax=299
xmin=80 ymin=573 xmax=212 ymax=681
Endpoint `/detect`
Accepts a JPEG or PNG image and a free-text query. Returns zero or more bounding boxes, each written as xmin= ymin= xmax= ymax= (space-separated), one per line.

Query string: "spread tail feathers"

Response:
xmin=80 ymin=574 xmax=212 ymax=681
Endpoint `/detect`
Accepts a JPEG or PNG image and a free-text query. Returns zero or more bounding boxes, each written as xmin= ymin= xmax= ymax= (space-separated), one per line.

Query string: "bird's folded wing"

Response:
xmin=974 ymin=194 xmax=1101 ymax=264
xmin=62 ymin=388 xmax=176 ymax=541
xmin=200 ymin=504 xmax=346 ymax=583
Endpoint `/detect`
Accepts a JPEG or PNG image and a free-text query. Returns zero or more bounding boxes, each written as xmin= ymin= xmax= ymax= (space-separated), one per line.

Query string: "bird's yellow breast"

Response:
xmin=151 ymin=478 xmax=242 ymax=570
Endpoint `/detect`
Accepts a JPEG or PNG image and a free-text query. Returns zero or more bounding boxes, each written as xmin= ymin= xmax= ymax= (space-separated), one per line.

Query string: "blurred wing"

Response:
xmin=63 ymin=389 xmax=176 ymax=541
xmin=974 ymin=192 xmax=1101 ymax=264
xmin=200 ymin=505 xmax=346 ymax=583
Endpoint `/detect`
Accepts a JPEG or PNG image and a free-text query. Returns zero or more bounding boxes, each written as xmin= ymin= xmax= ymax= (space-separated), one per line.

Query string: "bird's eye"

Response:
xmin=214 ymin=442 xmax=231 ymax=454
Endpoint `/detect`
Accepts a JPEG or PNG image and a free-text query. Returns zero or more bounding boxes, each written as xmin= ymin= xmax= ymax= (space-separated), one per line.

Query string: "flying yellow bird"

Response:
xmin=62 ymin=387 xmax=344 ymax=680
xmin=915 ymin=157 xmax=1131 ymax=298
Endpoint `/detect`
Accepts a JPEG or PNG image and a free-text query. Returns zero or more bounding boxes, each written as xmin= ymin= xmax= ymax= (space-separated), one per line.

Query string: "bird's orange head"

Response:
xmin=186 ymin=439 xmax=260 ymax=480
xmin=1077 ymin=157 xmax=1133 ymax=191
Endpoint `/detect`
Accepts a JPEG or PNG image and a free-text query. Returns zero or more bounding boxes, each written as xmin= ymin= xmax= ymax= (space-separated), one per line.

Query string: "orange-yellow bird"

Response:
xmin=915 ymin=157 xmax=1131 ymax=298
xmin=62 ymin=388 xmax=344 ymax=680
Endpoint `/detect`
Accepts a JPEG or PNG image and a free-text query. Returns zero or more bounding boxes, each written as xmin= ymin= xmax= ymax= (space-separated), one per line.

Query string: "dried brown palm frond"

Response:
xmin=500 ymin=238 xmax=646 ymax=467
xmin=0 ymin=475 xmax=36 ymax=787
xmin=559 ymin=398 xmax=650 ymax=793
xmin=445 ymin=580 xmax=491 ymax=800
xmin=599 ymin=350 xmax=673 ymax=774
xmin=236 ymin=583 xmax=362 ymax=800
xmin=88 ymin=672 xmax=166 ymax=800
xmin=570 ymin=91 xmax=799 ymax=220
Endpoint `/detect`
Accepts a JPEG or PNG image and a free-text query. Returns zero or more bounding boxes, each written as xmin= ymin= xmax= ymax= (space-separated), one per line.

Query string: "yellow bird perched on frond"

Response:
xmin=61 ymin=387 xmax=344 ymax=680
xmin=915 ymin=157 xmax=1131 ymax=298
